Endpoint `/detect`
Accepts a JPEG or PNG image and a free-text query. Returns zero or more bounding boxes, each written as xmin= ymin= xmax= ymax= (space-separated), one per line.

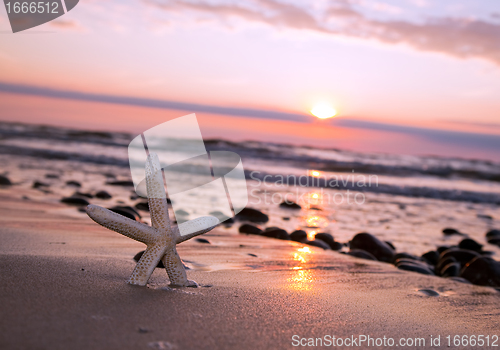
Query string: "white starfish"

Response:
xmin=86 ymin=153 xmax=219 ymax=287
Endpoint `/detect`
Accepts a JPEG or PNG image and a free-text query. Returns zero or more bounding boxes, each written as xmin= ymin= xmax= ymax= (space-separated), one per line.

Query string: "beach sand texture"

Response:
xmin=1 ymin=193 xmax=499 ymax=350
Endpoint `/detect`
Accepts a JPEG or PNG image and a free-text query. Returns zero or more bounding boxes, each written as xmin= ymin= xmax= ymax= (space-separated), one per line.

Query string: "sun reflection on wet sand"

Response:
xmin=289 ymin=246 xmax=316 ymax=290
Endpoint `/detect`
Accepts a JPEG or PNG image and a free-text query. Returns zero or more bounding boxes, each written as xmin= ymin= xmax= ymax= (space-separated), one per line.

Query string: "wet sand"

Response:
xmin=0 ymin=193 xmax=499 ymax=350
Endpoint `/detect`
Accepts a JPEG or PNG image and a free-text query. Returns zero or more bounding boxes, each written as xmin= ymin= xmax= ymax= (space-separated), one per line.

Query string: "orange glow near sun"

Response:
xmin=311 ymin=104 xmax=337 ymax=119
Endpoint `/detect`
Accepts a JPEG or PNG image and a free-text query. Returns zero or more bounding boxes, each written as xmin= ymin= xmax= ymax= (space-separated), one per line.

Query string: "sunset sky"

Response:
xmin=1 ymin=0 xmax=499 ymax=160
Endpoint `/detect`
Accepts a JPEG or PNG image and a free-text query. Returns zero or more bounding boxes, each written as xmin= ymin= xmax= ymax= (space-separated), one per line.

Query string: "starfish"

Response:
xmin=86 ymin=153 xmax=219 ymax=287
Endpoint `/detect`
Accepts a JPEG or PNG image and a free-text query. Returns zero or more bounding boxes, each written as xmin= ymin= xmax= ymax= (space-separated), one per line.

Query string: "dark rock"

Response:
xmin=397 ymin=263 xmax=434 ymax=275
xmin=418 ymin=289 xmax=439 ymax=296
xmin=195 ymin=238 xmax=210 ymax=244
xmin=0 ymin=175 xmax=12 ymax=186
xmin=248 ymin=253 xmax=257 ymax=257
xmin=348 ymin=249 xmax=377 ymax=261
xmin=384 ymin=241 xmax=396 ymax=250
xmin=95 ymin=190 xmax=112 ymax=199
xmin=448 ymin=277 xmax=471 ymax=284
xmin=350 ymin=233 xmax=395 ymax=263
xmin=477 ymin=214 xmax=493 ymax=220
xmin=106 ymin=180 xmax=134 ymax=187
xmin=290 ymin=230 xmax=307 ymax=242
xmin=329 ymin=241 xmax=344 ymax=251
xmin=440 ymin=262 xmax=460 ymax=277
xmin=392 ymin=252 xmax=418 ymax=264
xmin=45 ymin=174 xmax=59 ymax=179
xmin=436 ymin=256 xmax=457 ymax=276
xmin=279 ymin=201 xmax=301 ymax=210
xmin=261 ymin=228 xmax=289 ymax=240
xmin=460 ymin=256 xmax=500 ymax=287
xmin=486 ymin=229 xmax=500 ymax=244
xmin=108 ymin=206 xmax=141 ymax=221
xmin=238 ymin=224 xmax=262 ymax=235
xmin=437 ymin=246 xmax=452 ymax=254
xmin=32 ymin=181 xmax=49 ymax=189
xmin=133 ymin=251 xmax=164 ymax=268
xmin=60 ymin=196 xmax=89 ymax=206
xmin=72 ymin=191 xmax=93 ymax=199
xmin=309 ymin=207 xmax=322 ymax=211
xmin=421 ymin=251 xmax=440 ymax=265
xmin=442 ymin=227 xmax=463 ymax=236
xmin=65 ymin=180 xmax=81 ymax=187
xmin=223 ymin=217 xmax=234 ymax=224
xmin=458 ymin=238 xmax=483 ymax=252
xmin=282 ymin=217 xmax=290 ymax=221
xmin=209 ymin=211 xmax=228 ymax=221
xmin=306 ymin=239 xmax=330 ymax=250
xmin=234 ymin=208 xmax=269 ymax=223
xmin=440 ymin=248 xmax=480 ymax=268
xmin=135 ymin=202 xmax=149 ymax=211
xmin=314 ymin=233 xmax=336 ymax=249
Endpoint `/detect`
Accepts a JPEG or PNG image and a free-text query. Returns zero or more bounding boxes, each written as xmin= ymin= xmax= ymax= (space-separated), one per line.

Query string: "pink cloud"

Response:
xmin=145 ymin=0 xmax=500 ymax=65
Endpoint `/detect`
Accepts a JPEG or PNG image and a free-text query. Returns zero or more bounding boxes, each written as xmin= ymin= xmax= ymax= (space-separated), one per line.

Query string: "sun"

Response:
xmin=311 ymin=104 xmax=337 ymax=119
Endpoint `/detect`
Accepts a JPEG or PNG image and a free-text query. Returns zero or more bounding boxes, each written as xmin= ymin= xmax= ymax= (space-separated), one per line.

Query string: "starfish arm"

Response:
xmin=86 ymin=204 xmax=156 ymax=245
xmin=145 ymin=153 xmax=172 ymax=230
xmin=175 ymin=216 xmax=220 ymax=244
xmin=128 ymin=244 xmax=166 ymax=286
xmin=161 ymin=246 xmax=196 ymax=287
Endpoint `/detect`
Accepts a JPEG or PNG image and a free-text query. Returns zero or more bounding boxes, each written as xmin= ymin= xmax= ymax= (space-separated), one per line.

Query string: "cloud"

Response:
xmin=145 ymin=0 xmax=500 ymax=66
xmin=0 ymin=81 xmax=309 ymax=122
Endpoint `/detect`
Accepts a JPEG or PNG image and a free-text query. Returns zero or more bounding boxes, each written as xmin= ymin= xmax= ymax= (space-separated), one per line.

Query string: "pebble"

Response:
xmin=109 ymin=206 xmax=141 ymax=221
xmin=73 ymin=191 xmax=93 ymax=199
xmin=290 ymin=230 xmax=307 ymax=242
xmin=349 ymin=233 xmax=395 ymax=263
xmin=238 ymin=224 xmax=262 ymax=235
xmin=32 ymin=181 xmax=49 ymax=189
xmin=0 ymin=175 xmax=12 ymax=186
xmin=442 ymin=227 xmax=463 ymax=236
xmin=418 ymin=289 xmax=439 ymax=296
xmin=458 ymin=238 xmax=483 ymax=252
xmin=60 ymin=196 xmax=89 ymax=206
xmin=106 ymin=180 xmax=134 ymax=187
xmin=436 ymin=256 xmax=457 ymax=275
xmin=279 ymin=201 xmax=301 ymax=210
xmin=261 ymin=227 xmax=289 ymax=240
xmin=65 ymin=180 xmax=81 ymax=187
xmin=95 ymin=190 xmax=112 ymax=199
xmin=486 ymin=229 xmax=500 ymax=246
xmin=135 ymin=202 xmax=149 ymax=211
xmin=306 ymin=239 xmax=330 ymax=250
xmin=282 ymin=217 xmax=290 ymax=221
xmin=45 ymin=174 xmax=59 ymax=179
xmin=440 ymin=248 xmax=479 ymax=268
xmin=314 ymin=233 xmax=336 ymax=250
xmin=441 ymin=262 xmax=461 ymax=277
xmin=392 ymin=252 xmax=419 ymax=264
xmin=421 ymin=250 xmax=439 ymax=265
xmin=460 ymin=257 xmax=500 ymax=287
xmin=385 ymin=241 xmax=396 ymax=250
xmin=234 ymin=208 xmax=269 ymax=223
xmin=347 ymin=249 xmax=377 ymax=261
xmin=195 ymin=238 xmax=210 ymax=244
xmin=447 ymin=277 xmax=471 ymax=284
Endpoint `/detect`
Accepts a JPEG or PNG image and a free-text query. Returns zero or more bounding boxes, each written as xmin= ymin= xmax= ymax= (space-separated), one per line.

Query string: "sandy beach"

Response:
xmin=1 ymin=191 xmax=499 ymax=350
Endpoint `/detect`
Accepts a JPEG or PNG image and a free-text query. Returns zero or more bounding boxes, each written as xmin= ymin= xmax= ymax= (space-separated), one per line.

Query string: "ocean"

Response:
xmin=1 ymin=121 xmax=499 ymax=258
